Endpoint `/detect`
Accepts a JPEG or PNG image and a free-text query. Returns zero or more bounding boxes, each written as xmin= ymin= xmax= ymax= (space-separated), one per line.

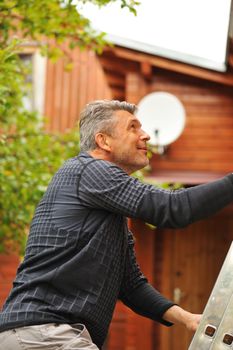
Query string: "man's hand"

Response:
xmin=163 ymin=305 xmax=202 ymax=332
xmin=183 ymin=312 xmax=202 ymax=332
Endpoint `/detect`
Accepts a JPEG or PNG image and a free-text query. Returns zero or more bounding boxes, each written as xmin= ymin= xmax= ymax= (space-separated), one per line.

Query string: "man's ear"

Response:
xmin=95 ymin=133 xmax=111 ymax=152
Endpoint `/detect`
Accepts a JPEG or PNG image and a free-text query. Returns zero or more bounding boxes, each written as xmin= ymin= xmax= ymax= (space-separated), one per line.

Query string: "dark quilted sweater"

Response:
xmin=0 ymin=152 xmax=233 ymax=347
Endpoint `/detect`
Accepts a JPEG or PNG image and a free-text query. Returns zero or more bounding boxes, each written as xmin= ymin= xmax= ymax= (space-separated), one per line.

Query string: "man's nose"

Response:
xmin=141 ymin=129 xmax=150 ymax=141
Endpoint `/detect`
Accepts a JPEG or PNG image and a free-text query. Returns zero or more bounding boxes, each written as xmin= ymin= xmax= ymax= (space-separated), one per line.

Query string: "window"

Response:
xmin=20 ymin=49 xmax=47 ymax=114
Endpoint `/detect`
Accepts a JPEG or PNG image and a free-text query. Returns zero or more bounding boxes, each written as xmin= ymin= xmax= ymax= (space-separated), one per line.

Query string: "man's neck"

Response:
xmin=88 ymin=149 xmax=110 ymax=162
xmin=88 ymin=149 xmax=132 ymax=174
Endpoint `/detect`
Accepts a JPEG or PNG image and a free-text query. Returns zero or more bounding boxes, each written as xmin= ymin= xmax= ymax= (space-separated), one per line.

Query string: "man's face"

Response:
xmin=106 ymin=110 xmax=150 ymax=174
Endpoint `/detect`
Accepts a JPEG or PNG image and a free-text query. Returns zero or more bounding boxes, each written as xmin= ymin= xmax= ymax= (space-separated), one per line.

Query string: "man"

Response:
xmin=0 ymin=100 xmax=233 ymax=349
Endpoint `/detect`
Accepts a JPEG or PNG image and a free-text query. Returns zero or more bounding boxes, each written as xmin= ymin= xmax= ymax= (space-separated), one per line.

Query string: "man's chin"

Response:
xmin=133 ymin=159 xmax=149 ymax=172
xmin=141 ymin=157 xmax=149 ymax=168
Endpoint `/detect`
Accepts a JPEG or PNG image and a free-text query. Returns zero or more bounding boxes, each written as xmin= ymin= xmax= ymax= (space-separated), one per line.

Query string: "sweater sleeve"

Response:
xmin=118 ymin=229 xmax=148 ymax=294
xmin=137 ymin=174 xmax=233 ymax=228
xmin=118 ymin=230 xmax=174 ymax=326
xmin=79 ymin=159 xmax=233 ymax=228
xmin=120 ymin=282 xmax=175 ymax=326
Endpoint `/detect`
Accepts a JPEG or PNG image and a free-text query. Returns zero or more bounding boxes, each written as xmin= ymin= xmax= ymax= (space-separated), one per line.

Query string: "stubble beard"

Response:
xmin=113 ymin=150 xmax=149 ymax=174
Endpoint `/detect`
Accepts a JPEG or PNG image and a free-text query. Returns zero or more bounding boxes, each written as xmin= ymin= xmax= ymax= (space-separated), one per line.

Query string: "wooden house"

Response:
xmin=1 ymin=37 xmax=233 ymax=350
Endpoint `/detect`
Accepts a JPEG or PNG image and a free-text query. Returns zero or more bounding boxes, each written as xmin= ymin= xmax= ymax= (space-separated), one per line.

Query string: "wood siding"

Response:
xmin=44 ymin=49 xmax=112 ymax=131
xmin=0 ymin=255 xmax=20 ymax=307
xmin=124 ymin=69 xmax=233 ymax=174
xmin=156 ymin=210 xmax=233 ymax=350
xmin=149 ymin=72 xmax=233 ymax=173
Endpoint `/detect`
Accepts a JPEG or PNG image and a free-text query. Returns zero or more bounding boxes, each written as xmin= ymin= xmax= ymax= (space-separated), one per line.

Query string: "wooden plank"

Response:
xmin=87 ymin=51 xmax=97 ymax=102
xmin=110 ymin=87 xmax=124 ymax=100
xmin=149 ymin=159 xmax=233 ymax=173
xmin=60 ymin=68 xmax=71 ymax=131
xmin=141 ymin=61 xmax=153 ymax=81
xmin=125 ymin=72 xmax=149 ymax=104
xmin=69 ymin=48 xmax=81 ymax=128
xmin=105 ymin=74 xmax=125 ymax=88
xmin=176 ymin=129 xmax=233 ymax=137
xmin=165 ymin=150 xmax=233 ymax=161
xmin=173 ymin=139 xmax=233 ymax=149
xmin=44 ymin=59 xmax=55 ymax=131
xmin=145 ymin=170 xmax=227 ymax=185
xmin=99 ymin=55 xmax=138 ymax=74
xmin=78 ymin=50 xmax=89 ymax=111
xmin=52 ymin=58 xmax=64 ymax=131
xmin=95 ymin=55 xmax=111 ymax=100
xmin=106 ymin=46 xmax=233 ymax=87
xmin=185 ymin=116 xmax=233 ymax=126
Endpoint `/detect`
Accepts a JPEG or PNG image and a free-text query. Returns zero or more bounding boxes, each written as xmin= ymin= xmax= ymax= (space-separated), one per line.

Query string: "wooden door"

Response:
xmin=155 ymin=208 xmax=233 ymax=350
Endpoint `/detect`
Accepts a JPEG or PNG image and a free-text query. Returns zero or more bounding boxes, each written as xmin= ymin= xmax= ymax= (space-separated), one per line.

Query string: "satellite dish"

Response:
xmin=137 ymin=92 xmax=186 ymax=148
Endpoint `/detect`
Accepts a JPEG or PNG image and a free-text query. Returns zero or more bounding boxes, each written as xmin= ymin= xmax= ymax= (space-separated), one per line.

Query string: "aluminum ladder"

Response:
xmin=188 ymin=242 xmax=233 ymax=350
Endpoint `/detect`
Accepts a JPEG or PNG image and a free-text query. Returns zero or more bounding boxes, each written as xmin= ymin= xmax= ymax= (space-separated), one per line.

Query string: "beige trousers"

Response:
xmin=0 ymin=323 xmax=99 ymax=350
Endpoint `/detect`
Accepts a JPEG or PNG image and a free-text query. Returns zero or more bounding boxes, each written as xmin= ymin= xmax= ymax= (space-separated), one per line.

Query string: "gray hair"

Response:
xmin=79 ymin=100 xmax=137 ymax=151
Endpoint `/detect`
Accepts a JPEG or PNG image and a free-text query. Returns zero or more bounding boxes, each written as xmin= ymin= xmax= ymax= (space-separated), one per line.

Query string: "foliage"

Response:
xmin=0 ymin=127 xmax=79 ymax=255
xmin=0 ymin=41 xmax=79 ymax=254
xmin=0 ymin=0 xmax=139 ymax=253
xmin=0 ymin=0 xmax=139 ymax=57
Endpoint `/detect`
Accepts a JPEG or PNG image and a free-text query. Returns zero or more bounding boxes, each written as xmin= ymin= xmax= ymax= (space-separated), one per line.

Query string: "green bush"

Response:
xmin=1 ymin=126 xmax=79 ymax=254
xmin=0 ymin=44 xmax=79 ymax=254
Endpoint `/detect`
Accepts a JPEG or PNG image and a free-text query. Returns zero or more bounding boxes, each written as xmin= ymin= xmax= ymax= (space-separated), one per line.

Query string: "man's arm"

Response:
xmin=120 ymin=282 xmax=201 ymax=332
xmin=119 ymin=282 xmax=175 ymax=326
xmin=138 ymin=173 xmax=233 ymax=228
xmin=79 ymin=158 xmax=233 ymax=229
xmin=118 ymin=230 xmax=201 ymax=331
